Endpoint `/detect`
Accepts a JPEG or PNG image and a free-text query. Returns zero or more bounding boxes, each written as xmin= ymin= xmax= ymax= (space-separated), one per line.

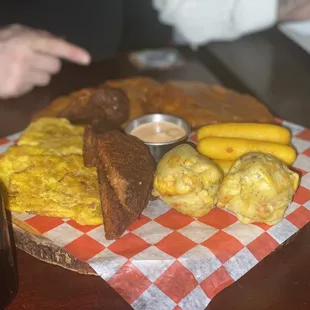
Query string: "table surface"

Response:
xmin=2 ymin=29 xmax=310 ymax=310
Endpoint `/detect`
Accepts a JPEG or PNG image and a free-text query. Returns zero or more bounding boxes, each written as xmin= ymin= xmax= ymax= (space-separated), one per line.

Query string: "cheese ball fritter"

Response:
xmin=153 ymin=144 xmax=223 ymax=217
xmin=218 ymin=152 xmax=299 ymax=225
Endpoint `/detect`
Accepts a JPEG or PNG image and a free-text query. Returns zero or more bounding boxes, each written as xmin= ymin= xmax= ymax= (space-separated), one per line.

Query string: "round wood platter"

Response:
xmin=12 ymin=217 xmax=96 ymax=275
xmin=10 ymin=80 xmax=274 ymax=275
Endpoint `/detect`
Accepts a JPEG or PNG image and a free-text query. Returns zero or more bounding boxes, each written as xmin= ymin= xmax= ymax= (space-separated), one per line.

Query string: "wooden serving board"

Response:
xmin=10 ymin=80 xmax=274 ymax=275
xmin=12 ymin=216 xmax=96 ymax=275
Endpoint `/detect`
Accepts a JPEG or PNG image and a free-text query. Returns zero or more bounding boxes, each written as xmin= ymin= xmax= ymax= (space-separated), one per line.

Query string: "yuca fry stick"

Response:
xmin=197 ymin=137 xmax=296 ymax=165
xmin=197 ymin=123 xmax=291 ymax=144
xmin=213 ymin=159 xmax=234 ymax=175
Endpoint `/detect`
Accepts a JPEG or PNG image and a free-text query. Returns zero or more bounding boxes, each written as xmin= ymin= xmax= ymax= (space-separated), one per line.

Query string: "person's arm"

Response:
xmin=278 ymin=0 xmax=310 ymax=21
xmin=0 ymin=24 xmax=91 ymax=99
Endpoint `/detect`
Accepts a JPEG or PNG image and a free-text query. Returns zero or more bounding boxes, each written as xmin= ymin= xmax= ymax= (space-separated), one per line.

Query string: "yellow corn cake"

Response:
xmin=0 ymin=117 xmax=102 ymax=225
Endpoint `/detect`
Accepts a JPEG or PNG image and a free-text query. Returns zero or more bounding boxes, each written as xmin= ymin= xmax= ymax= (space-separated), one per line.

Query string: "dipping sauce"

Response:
xmin=130 ymin=121 xmax=186 ymax=143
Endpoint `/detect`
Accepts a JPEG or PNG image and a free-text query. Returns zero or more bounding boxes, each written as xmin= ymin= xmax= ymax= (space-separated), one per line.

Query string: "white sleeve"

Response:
xmin=152 ymin=0 xmax=278 ymax=47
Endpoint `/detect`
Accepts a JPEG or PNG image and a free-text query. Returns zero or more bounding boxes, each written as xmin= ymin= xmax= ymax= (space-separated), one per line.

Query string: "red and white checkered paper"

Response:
xmin=1 ymin=120 xmax=310 ymax=310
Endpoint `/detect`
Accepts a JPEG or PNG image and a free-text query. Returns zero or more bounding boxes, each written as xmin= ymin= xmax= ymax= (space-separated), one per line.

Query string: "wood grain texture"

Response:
xmin=13 ymin=224 xmax=96 ymax=275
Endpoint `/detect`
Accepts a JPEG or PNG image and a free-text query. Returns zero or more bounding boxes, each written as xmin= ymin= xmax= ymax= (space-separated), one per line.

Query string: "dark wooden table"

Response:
xmin=3 ymin=29 xmax=310 ymax=310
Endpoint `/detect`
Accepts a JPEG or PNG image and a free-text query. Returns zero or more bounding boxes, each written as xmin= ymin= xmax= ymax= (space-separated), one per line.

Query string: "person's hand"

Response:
xmin=0 ymin=24 xmax=91 ymax=99
xmin=278 ymin=0 xmax=310 ymax=21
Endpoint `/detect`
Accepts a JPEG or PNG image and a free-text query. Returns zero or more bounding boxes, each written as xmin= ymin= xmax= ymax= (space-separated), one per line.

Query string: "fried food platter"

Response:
xmin=1 ymin=76 xmax=296 ymax=275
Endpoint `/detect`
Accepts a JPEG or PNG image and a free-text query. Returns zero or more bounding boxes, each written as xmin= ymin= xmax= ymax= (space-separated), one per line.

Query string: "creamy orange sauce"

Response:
xmin=130 ymin=121 xmax=186 ymax=143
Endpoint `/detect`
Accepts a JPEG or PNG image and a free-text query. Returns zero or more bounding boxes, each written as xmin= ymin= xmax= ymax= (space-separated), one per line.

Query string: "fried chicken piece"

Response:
xmin=169 ymin=81 xmax=275 ymax=125
xmin=147 ymin=83 xmax=208 ymax=127
xmin=146 ymin=82 xmax=275 ymax=128
xmin=32 ymin=88 xmax=95 ymax=121
xmin=58 ymin=87 xmax=129 ymax=126
xmin=104 ymin=77 xmax=160 ymax=120
xmin=32 ymin=86 xmax=130 ymax=126
xmin=94 ymin=130 xmax=156 ymax=239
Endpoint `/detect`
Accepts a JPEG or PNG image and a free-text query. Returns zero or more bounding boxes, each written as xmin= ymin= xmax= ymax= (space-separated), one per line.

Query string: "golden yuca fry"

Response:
xmin=213 ymin=159 xmax=234 ymax=175
xmin=197 ymin=137 xmax=297 ymax=165
xmin=197 ymin=123 xmax=291 ymax=144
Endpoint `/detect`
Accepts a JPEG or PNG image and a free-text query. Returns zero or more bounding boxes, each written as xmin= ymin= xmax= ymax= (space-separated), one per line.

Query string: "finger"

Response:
xmin=32 ymin=36 xmax=91 ymax=65
xmin=35 ymin=29 xmax=53 ymax=37
xmin=4 ymin=82 xmax=34 ymax=99
xmin=15 ymin=83 xmax=35 ymax=97
xmin=30 ymin=53 xmax=61 ymax=74
xmin=27 ymin=70 xmax=51 ymax=87
xmin=0 ymin=83 xmax=33 ymax=99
